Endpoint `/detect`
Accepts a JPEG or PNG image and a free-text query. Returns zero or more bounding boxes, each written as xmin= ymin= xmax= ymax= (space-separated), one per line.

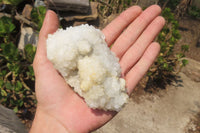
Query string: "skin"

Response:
xmin=30 ymin=5 xmax=165 ymax=133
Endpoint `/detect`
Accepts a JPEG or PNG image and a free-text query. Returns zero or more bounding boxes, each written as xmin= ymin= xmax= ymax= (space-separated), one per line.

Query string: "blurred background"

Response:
xmin=0 ymin=0 xmax=200 ymax=132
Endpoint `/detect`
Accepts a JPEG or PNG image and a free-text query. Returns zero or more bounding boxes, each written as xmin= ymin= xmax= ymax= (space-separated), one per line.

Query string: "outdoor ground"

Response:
xmin=1 ymin=0 xmax=200 ymax=132
xmin=93 ymin=8 xmax=200 ymax=133
xmin=93 ymin=16 xmax=200 ymax=133
xmin=175 ymin=17 xmax=200 ymax=62
xmin=93 ymin=71 xmax=200 ymax=133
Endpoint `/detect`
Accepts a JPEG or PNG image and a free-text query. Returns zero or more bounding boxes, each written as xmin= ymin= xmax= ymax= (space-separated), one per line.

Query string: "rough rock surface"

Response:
xmin=64 ymin=2 xmax=98 ymax=22
xmin=47 ymin=0 xmax=90 ymax=13
xmin=0 ymin=125 xmax=16 ymax=133
xmin=93 ymin=58 xmax=200 ymax=133
xmin=22 ymin=4 xmax=33 ymax=20
xmin=0 ymin=105 xmax=27 ymax=133
xmin=18 ymin=26 xmax=38 ymax=51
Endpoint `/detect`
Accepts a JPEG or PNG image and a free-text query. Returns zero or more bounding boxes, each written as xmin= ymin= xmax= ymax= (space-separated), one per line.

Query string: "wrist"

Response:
xmin=30 ymin=108 xmax=70 ymax=133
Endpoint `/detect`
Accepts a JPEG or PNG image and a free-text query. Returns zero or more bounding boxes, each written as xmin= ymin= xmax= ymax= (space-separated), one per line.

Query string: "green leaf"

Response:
xmin=5 ymin=82 xmax=12 ymax=90
xmin=14 ymin=64 xmax=20 ymax=74
xmin=188 ymin=6 xmax=200 ymax=18
xmin=28 ymin=66 xmax=34 ymax=76
xmin=147 ymin=71 xmax=152 ymax=76
xmin=19 ymin=100 xmax=23 ymax=107
xmin=27 ymin=66 xmax=35 ymax=80
xmin=176 ymin=53 xmax=184 ymax=59
xmin=163 ymin=63 xmax=168 ymax=69
xmin=24 ymin=44 xmax=36 ymax=63
xmin=0 ymin=16 xmax=15 ymax=34
xmin=2 ymin=0 xmax=24 ymax=6
xmin=164 ymin=0 xmax=181 ymax=10
xmin=0 ymin=80 xmax=4 ymax=87
xmin=2 ymin=70 xmax=7 ymax=76
xmin=0 ymin=43 xmax=6 ymax=50
xmin=16 ymin=81 xmax=22 ymax=91
xmin=7 ymin=63 xmax=21 ymax=74
xmin=157 ymin=56 xmax=164 ymax=64
xmin=1 ymin=89 xmax=7 ymax=96
xmin=1 ymin=43 xmax=20 ymax=61
xmin=181 ymin=45 xmax=189 ymax=52
xmin=7 ymin=63 xmax=12 ymax=71
xmin=172 ymin=30 xmax=181 ymax=39
xmin=168 ymin=65 xmax=173 ymax=72
xmin=13 ymin=106 xmax=18 ymax=113
xmin=182 ymin=59 xmax=189 ymax=66
xmin=31 ymin=6 xmax=47 ymax=30
xmin=162 ymin=8 xmax=174 ymax=22
xmin=0 ymin=71 xmax=5 ymax=77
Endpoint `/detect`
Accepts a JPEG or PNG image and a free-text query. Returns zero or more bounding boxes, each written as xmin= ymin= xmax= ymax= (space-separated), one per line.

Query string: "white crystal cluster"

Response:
xmin=46 ymin=24 xmax=128 ymax=111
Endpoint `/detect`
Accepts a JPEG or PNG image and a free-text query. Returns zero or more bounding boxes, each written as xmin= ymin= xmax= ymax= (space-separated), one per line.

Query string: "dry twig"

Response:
xmin=15 ymin=13 xmax=38 ymax=29
xmin=162 ymin=0 xmax=170 ymax=9
xmin=97 ymin=0 xmax=113 ymax=9
xmin=0 ymin=12 xmax=38 ymax=29
xmin=19 ymin=74 xmax=31 ymax=91
xmin=4 ymin=71 xmax=12 ymax=82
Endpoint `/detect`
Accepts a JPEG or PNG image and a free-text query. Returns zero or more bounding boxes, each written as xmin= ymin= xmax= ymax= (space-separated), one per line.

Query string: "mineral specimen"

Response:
xmin=46 ymin=24 xmax=128 ymax=111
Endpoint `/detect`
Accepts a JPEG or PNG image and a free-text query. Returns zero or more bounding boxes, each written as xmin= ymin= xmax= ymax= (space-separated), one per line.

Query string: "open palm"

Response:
xmin=32 ymin=5 xmax=165 ymax=133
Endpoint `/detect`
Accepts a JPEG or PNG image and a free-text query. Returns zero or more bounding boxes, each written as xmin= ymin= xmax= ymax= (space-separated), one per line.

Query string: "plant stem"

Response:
xmin=162 ymin=0 xmax=170 ymax=9
xmin=97 ymin=0 xmax=113 ymax=9
xmin=4 ymin=71 xmax=12 ymax=82
xmin=19 ymin=74 xmax=31 ymax=91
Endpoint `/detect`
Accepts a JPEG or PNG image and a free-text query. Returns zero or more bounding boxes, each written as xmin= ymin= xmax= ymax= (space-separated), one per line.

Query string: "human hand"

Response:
xmin=30 ymin=5 xmax=165 ymax=133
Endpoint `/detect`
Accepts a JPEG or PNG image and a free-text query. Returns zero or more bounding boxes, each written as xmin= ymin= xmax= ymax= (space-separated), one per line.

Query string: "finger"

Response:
xmin=102 ymin=6 xmax=142 ymax=46
xmin=124 ymin=42 xmax=160 ymax=95
xmin=111 ymin=5 xmax=161 ymax=58
xmin=36 ymin=10 xmax=59 ymax=60
xmin=120 ymin=16 xmax=165 ymax=75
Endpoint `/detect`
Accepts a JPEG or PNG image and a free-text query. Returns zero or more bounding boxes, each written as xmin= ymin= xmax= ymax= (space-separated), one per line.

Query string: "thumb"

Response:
xmin=33 ymin=10 xmax=73 ymax=104
xmin=33 ymin=10 xmax=59 ymax=76
xmin=36 ymin=10 xmax=59 ymax=60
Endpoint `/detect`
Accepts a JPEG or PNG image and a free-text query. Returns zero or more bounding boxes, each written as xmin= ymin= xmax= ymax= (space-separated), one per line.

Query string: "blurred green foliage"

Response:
xmin=0 ymin=0 xmax=24 ymax=6
xmin=0 ymin=0 xmax=46 ymax=119
xmin=0 ymin=15 xmax=36 ymax=113
xmin=0 ymin=17 xmax=15 ymax=35
xmin=122 ymin=0 xmax=132 ymax=9
xmin=0 ymin=43 xmax=36 ymax=113
xmin=31 ymin=6 xmax=47 ymax=30
xmin=148 ymin=8 xmax=189 ymax=88
xmin=159 ymin=0 xmax=181 ymax=10
xmin=188 ymin=6 xmax=200 ymax=19
xmin=96 ymin=0 xmax=134 ymax=18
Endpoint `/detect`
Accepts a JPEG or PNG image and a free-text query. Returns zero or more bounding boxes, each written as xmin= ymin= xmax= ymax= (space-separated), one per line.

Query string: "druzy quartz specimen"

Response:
xmin=46 ymin=24 xmax=128 ymax=111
